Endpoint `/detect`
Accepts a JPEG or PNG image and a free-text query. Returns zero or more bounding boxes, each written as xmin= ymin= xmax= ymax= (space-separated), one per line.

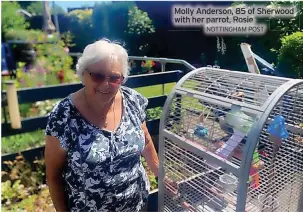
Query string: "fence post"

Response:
xmin=159 ymin=59 xmax=167 ymax=95
xmin=5 ymin=81 xmax=22 ymax=129
xmin=161 ymin=63 xmax=166 ymax=94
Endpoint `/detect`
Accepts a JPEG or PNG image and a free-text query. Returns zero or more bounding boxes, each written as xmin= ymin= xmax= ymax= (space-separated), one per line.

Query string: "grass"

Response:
xmin=134 ymin=82 xmax=176 ymax=97
xmin=136 ymin=81 xmax=206 ymax=112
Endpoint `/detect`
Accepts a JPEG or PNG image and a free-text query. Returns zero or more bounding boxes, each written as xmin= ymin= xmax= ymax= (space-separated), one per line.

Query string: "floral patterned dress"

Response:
xmin=45 ymin=86 xmax=150 ymax=212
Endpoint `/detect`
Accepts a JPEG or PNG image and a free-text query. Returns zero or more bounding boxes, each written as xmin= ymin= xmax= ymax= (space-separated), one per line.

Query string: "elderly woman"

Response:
xmin=45 ymin=39 xmax=159 ymax=211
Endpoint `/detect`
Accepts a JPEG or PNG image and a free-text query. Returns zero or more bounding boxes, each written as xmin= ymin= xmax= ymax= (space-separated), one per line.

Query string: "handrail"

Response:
xmin=68 ymin=53 xmax=196 ymax=71
xmin=68 ymin=54 xmax=196 ymax=94
xmin=1 ymin=70 xmax=182 ymax=105
xmin=128 ymin=56 xmax=196 ymax=71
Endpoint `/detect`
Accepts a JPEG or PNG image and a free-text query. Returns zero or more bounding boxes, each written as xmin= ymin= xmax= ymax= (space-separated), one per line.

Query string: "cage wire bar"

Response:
xmin=158 ymin=67 xmax=303 ymax=212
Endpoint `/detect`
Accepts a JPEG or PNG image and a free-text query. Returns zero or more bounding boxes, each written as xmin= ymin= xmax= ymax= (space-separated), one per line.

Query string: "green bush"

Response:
xmin=67 ymin=9 xmax=94 ymax=51
xmin=5 ymin=29 xmax=45 ymax=42
xmin=2 ymin=130 xmax=45 ymax=154
xmin=126 ymin=6 xmax=155 ymax=35
xmin=25 ymin=1 xmax=66 ymax=16
xmin=277 ymin=32 xmax=303 ymax=78
xmin=1 ymin=2 xmax=29 ymax=38
xmin=91 ymin=2 xmax=155 ymax=55
xmin=146 ymin=107 xmax=162 ymax=120
xmin=1 ymin=155 xmax=51 ymax=211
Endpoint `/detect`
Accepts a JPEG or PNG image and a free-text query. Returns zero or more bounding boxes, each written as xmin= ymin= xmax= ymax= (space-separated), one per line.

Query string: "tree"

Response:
xmin=125 ymin=6 xmax=155 ymax=54
xmin=231 ymin=1 xmax=303 ymax=36
xmin=91 ymin=2 xmax=155 ymax=54
xmin=266 ymin=1 xmax=303 ymax=36
xmin=126 ymin=6 xmax=155 ymax=35
xmin=277 ymin=32 xmax=303 ymax=78
xmin=26 ymin=1 xmax=66 ymax=16
xmin=67 ymin=9 xmax=94 ymax=51
xmin=92 ymin=1 xmax=136 ymax=40
xmin=228 ymin=1 xmax=303 ymax=71
xmin=1 ymin=1 xmax=29 ymax=38
xmin=42 ymin=1 xmax=56 ymax=34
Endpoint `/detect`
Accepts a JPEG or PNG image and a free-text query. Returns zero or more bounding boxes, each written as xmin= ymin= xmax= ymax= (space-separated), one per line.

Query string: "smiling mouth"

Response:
xmin=95 ymin=89 xmax=111 ymax=94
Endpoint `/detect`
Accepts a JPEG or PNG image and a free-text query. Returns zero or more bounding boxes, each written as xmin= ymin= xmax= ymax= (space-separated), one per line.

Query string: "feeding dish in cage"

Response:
xmin=187 ymin=129 xmax=195 ymax=140
xmin=219 ymin=173 xmax=238 ymax=193
xmin=258 ymin=194 xmax=279 ymax=211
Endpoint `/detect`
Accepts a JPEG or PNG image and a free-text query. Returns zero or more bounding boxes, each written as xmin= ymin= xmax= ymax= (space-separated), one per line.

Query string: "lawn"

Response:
xmin=134 ymin=82 xmax=176 ymax=97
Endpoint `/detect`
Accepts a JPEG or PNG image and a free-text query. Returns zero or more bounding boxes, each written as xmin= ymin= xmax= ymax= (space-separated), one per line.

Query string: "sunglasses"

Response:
xmin=88 ymin=72 xmax=124 ymax=85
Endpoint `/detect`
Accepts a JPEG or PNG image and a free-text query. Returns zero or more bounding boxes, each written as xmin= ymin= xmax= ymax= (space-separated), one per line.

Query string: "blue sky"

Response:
xmin=55 ymin=1 xmax=97 ymax=12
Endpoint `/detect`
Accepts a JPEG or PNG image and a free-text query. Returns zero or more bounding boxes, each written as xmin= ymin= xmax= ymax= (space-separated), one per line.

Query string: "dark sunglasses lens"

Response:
xmin=91 ymin=73 xmax=105 ymax=83
xmin=109 ymin=75 xmax=122 ymax=84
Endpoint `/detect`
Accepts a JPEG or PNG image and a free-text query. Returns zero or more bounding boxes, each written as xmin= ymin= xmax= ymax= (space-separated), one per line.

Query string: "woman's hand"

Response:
xmin=163 ymin=176 xmax=197 ymax=212
xmin=45 ymin=136 xmax=69 ymax=211
xmin=140 ymin=122 xmax=197 ymax=212
xmin=164 ymin=176 xmax=179 ymax=197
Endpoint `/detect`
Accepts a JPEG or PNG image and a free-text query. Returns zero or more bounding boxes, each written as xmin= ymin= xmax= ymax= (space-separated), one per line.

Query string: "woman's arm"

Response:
xmin=141 ymin=121 xmax=159 ymax=177
xmin=45 ymin=136 xmax=69 ymax=211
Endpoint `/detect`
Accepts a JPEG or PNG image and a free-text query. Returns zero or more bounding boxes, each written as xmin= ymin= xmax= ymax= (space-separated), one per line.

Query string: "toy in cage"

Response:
xmin=231 ymin=146 xmax=263 ymax=189
xmin=215 ymin=103 xmax=254 ymax=159
xmin=250 ymin=150 xmax=262 ymax=189
xmin=218 ymin=104 xmax=265 ymax=189
xmin=195 ymin=91 xmax=247 ymax=141
xmin=194 ymin=91 xmax=264 ymax=189
xmin=294 ymin=123 xmax=303 ymax=144
xmin=194 ymin=113 xmax=209 ymax=138
xmin=258 ymin=115 xmax=289 ymax=211
xmin=194 ymin=123 xmax=208 ymax=138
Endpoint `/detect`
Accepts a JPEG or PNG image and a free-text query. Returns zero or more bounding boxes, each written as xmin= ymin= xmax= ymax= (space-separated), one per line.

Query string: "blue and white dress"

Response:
xmin=45 ymin=86 xmax=150 ymax=212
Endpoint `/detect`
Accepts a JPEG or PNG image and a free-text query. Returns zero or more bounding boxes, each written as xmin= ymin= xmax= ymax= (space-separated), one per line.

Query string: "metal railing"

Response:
xmin=68 ymin=53 xmax=196 ymax=95
xmin=69 ymin=53 xmax=196 ymax=71
xmin=2 ymin=55 xmax=197 ymax=138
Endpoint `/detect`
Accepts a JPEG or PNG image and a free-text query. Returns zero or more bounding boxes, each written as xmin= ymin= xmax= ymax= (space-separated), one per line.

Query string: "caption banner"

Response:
xmin=172 ymin=4 xmax=298 ymax=35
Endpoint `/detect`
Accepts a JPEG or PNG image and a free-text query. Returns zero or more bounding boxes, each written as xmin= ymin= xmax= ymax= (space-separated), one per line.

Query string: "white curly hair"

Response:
xmin=76 ymin=38 xmax=130 ymax=84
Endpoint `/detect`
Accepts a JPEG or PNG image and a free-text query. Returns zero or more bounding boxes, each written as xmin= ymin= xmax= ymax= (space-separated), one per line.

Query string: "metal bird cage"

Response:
xmin=158 ymin=67 xmax=303 ymax=212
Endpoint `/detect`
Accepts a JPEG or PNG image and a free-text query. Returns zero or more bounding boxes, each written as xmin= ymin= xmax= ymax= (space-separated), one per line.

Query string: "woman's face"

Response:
xmin=83 ymin=57 xmax=124 ymax=104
